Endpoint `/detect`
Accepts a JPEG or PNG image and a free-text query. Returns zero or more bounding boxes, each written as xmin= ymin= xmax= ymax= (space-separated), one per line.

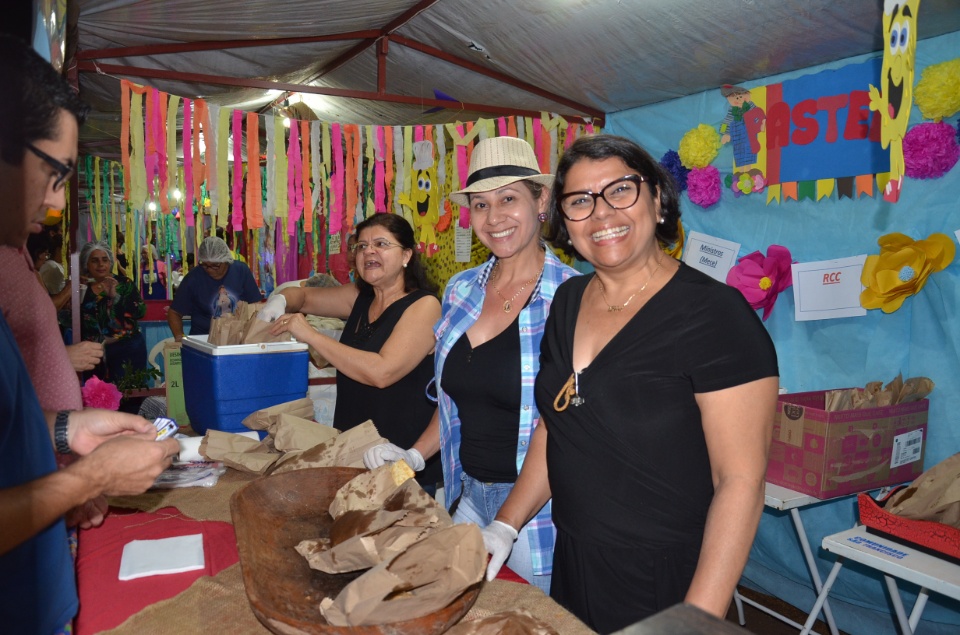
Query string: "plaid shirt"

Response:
xmin=434 ymin=248 xmax=578 ymax=576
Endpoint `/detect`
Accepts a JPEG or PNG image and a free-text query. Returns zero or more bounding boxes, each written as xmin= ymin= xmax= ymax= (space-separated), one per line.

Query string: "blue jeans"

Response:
xmin=452 ymin=473 xmax=551 ymax=594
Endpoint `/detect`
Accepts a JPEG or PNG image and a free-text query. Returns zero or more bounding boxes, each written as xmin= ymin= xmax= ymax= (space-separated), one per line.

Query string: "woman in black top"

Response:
xmin=490 ymin=135 xmax=780 ymax=633
xmin=266 ymin=214 xmax=441 ymax=488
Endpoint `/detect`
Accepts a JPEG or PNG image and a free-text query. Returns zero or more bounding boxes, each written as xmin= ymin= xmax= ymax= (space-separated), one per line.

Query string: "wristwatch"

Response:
xmin=54 ymin=410 xmax=72 ymax=454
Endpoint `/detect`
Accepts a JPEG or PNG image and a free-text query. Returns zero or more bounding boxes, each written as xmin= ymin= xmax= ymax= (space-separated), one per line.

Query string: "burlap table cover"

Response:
xmin=104 ymin=469 xmax=596 ymax=634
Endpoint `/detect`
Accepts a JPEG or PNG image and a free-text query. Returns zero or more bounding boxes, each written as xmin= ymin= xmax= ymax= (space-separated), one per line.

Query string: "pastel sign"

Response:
xmin=765 ymin=59 xmax=891 ymax=185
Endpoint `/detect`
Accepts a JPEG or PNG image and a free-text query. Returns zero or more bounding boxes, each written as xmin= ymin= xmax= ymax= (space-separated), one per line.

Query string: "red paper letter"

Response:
xmin=844 ymin=90 xmax=872 ymax=141
xmin=766 ymin=102 xmax=791 ymax=150
xmin=791 ymin=99 xmax=819 ymax=146
xmin=816 ymin=94 xmax=848 ymax=143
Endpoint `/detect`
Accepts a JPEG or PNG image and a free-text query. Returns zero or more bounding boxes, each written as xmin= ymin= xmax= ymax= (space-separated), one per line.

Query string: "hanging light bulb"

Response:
xmin=172 ymin=189 xmax=182 ymax=201
xmin=147 ymin=201 xmax=157 ymax=212
xmin=282 ymin=117 xmax=291 ymax=128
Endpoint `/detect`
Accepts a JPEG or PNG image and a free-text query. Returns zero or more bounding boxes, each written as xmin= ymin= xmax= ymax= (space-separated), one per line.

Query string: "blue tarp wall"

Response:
xmin=607 ymin=30 xmax=960 ymax=635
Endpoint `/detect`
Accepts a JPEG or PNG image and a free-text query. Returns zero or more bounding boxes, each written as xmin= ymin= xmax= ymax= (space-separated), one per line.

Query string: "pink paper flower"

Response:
xmin=81 ymin=376 xmax=123 ymax=410
xmin=687 ymin=165 xmax=722 ymax=208
xmin=903 ymin=121 xmax=960 ymax=179
xmin=726 ymin=245 xmax=794 ymax=321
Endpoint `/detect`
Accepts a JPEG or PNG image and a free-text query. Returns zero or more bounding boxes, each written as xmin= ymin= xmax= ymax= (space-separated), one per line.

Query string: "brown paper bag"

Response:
xmin=328 ymin=459 xmax=414 ymax=519
xmin=886 ymin=453 xmax=960 ymax=527
xmin=273 ymin=413 xmax=339 ymax=452
xmin=269 ymin=420 xmax=386 ymax=474
xmin=200 ymin=430 xmax=261 ymax=460
xmin=221 ymin=451 xmax=281 ymax=474
xmin=241 ymin=398 xmax=315 ymax=432
xmin=446 ymin=611 xmax=561 ymax=635
xmin=318 ymin=524 xmax=486 ymax=626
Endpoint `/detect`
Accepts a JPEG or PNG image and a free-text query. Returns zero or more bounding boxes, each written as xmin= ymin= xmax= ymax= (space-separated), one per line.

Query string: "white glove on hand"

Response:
xmin=258 ymin=294 xmax=287 ymax=322
xmin=362 ymin=443 xmax=425 ymax=472
xmin=480 ymin=520 xmax=518 ymax=581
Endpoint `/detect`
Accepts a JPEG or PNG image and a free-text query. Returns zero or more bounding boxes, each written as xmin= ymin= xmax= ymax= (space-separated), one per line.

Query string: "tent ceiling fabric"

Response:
xmin=75 ymin=0 xmax=960 ymax=152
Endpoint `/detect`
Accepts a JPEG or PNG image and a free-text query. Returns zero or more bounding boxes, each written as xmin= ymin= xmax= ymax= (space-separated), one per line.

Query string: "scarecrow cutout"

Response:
xmin=398 ymin=140 xmax=441 ymax=257
xmin=869 ymin=0 xmax=921 ymax=202
xmin=719 ymin=84 xmax=766 ymax=195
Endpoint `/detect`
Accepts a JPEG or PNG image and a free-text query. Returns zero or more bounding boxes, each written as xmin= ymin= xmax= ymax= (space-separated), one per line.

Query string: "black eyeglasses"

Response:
xmin=26 ymin=143 xmax=75 ymax=192
xmin=558 ymin=174 xmax=647 ymax=222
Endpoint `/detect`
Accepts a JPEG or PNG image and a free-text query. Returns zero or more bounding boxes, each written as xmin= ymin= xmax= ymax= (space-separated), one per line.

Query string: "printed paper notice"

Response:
xmin=329 ymin=233 xmax=342 ymax=254
xmin=454 ymin=226 xmax=473 ymax=263
xmin=681 ymin=231 xmax=741 ymax=283
xmin=791 ymin=256 xmax=867 ymax=321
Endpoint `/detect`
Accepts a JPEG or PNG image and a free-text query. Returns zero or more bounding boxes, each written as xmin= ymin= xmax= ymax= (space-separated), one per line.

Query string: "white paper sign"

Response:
xmin=454 ymin=225 xmax=473 ymax=263
xmin=681 ymin=231 xmax=741 ymax=282
xmin=791 ymin=255 xmax=867 ymax=321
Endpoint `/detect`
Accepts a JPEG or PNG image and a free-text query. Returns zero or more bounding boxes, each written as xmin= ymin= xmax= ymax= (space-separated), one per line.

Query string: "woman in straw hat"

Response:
xmin=365 ymin=136 xmax=578 ymax=592
xmin=493 ymin=134 xmax=779 ymax=632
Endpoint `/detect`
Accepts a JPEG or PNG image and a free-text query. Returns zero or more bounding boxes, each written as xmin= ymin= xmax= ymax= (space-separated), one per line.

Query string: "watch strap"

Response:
xmin=54 ymin=410 xmax=72 ymax=454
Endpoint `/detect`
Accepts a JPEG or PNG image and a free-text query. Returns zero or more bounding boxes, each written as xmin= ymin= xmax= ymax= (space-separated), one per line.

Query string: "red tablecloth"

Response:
xmin=75 ymin=507 xmax=238 ymax=635
xmin=75 ymin=506 xmax=526 ymax=633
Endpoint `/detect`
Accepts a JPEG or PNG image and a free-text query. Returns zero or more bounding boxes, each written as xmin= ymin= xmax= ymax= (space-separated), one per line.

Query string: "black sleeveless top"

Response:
xmin=333 ymin=287 xmax=442 ymax=484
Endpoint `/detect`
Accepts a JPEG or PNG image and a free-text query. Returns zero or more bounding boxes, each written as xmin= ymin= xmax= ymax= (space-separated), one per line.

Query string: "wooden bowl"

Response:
xmin=230 ymin=467 xmax=481 ymax=634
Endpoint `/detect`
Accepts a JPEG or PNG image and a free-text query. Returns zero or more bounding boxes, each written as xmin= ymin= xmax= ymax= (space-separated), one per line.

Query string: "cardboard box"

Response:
xmin=181 ymin=335 xmax=309 ymax=435
xmin=766 ymin=390 xmax=928 ymax=499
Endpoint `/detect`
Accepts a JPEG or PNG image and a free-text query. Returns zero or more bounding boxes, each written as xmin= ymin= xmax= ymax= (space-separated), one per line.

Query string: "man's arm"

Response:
xmin=167 ymin=308 xmax=185 ymax=342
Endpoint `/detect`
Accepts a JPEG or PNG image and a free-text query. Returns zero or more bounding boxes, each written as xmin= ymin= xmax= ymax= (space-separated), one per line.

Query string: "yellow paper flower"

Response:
xmin=660 ymin=221 xmax=685 ymax=260
xmin=678 ymin=124 xmax=721 ymax=168
xmin=914 ymin=58 xmax=960 ymax=122
xmin=860 ymin=232 xmax=955 ymax=313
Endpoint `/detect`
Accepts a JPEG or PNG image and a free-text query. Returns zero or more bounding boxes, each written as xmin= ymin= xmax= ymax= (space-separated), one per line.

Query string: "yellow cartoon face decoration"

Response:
xmin=869 ymin=0 xmax=920 ymax=202
xmin=398 ymin=140 xmax=441 ymax=257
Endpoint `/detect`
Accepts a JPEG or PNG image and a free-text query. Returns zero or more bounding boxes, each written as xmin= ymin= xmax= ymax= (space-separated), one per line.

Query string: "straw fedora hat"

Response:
xmin=449 ymin=137 xmax=554 ymax=206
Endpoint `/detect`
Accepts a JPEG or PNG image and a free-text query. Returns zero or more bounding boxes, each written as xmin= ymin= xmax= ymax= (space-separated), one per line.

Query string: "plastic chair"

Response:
xmin=148 ymin=336 xmax=175 ymax=374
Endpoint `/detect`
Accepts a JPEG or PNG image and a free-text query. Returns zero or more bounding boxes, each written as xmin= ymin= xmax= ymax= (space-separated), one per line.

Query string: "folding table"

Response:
xmin=734 ymin=482 xmax=852 ymax=635
xmin=801 ymin=525 xmax=960 ymax=635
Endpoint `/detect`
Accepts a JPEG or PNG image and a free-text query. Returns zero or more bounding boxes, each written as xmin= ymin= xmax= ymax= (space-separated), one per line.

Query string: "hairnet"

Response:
xmin=80 ymin=241 xmax=115 ymax=271
xmin=197 ymin=236 xmax=234 ymax=263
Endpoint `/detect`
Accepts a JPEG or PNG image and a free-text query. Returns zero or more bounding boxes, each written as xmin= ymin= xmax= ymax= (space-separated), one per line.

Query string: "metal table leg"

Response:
xmin=791 ymin=507 xmax=840 ymax=635
xmin=800 ymin=559 xmax=845 ymax=635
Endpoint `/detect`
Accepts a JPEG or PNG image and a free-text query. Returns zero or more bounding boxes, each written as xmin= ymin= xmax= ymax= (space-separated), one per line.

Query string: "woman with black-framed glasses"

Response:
xmin=492 ymin=134 xmax=780 ymax=633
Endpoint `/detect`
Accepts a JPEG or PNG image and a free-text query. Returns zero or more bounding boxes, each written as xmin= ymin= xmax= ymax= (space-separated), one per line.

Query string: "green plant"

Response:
xmin=115 ymin=360 xmax=163 ymax=393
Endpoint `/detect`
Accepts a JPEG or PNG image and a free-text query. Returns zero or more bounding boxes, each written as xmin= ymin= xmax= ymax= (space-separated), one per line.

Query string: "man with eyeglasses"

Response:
xmin=0 ymin=34 xmax=180 ymax=634
xmin=167 ymin=235 xmax=262 ymax=341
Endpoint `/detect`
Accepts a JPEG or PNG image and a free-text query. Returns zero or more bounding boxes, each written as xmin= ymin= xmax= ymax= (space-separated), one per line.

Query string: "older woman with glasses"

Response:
xmin=486 ymin=135 xmax=779 ymax=633
xmin=167 ymin=236 xmax=262 ymax=341
xmin=262 ymin=213 xmax=443 ymax=491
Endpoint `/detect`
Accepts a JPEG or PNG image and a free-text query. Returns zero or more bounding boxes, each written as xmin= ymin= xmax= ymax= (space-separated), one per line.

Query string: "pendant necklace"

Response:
xmin=490 ymin=258 xmax=545 ymax=313
xmin=596 ymin=252 xmax=663 ymax=312
xmin=553 ymin=371 xmax=585 ymax=411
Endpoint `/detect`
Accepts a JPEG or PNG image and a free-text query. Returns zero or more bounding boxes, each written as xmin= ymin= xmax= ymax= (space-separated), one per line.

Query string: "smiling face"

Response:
xmin=355 ymin=226 xmax=411 ymax=289
xmin=879 ymin=0 xmax=919 ymax=140
xmin=561 ymin=157 xmax=661 ymax=273
xmin=86 ymin=249 xmax=113 ymax=281
xmin=468 ymin=181 xmax=548 ymax=261
xmin=0 ymin=109 xmax=78 ymax=248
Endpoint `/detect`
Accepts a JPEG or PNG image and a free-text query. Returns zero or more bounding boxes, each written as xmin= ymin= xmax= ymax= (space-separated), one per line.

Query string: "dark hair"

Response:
xmin=546 ymin=134 xmax=682 ymax=260
xmin=0 ymin=34 xmax=89 ymax=165
xmin=26 ymin=232 xmax=51 ymax=264
xmin=352 ymin=214 xmax=436 ymax=295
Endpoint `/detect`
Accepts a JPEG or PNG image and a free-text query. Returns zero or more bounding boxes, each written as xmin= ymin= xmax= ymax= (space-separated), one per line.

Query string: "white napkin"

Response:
xmin=118 ymin=534 xmax=205 ymax=581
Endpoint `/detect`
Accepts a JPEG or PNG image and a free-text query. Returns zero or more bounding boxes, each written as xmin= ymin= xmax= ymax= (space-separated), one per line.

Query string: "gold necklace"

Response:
xmin=490 ymin=258 xmax=545 ymax=313
xmin=596 ymin=253 xmax=663 ymax=312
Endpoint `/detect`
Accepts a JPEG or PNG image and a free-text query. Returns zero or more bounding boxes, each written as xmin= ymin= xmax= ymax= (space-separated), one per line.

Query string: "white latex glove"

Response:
xmin=480 ymin=520 xmax=518 ymax=581
xmin=258 ymin=294 xmax=287 ymax=322
xmin=362 ymin=443 xmax=425 ymax=471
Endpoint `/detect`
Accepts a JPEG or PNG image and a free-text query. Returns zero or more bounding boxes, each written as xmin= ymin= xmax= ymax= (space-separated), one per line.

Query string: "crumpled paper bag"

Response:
xmin=269 ymin=420 xmax=386 ymax=474
xmin=318 ymin=523 xmax=485 ymax=626
xmin=241 ymin=398 xmax=315 ymax=433
xmin=446 ymin=611 xmax=560 ymax=635
xmin=328 ymin=459 xmax=415 ymax=519
xmin=824 ymin=373 xmax=934 ymax=411
xmin=297 ymin=479 xmax=452 ymax=573
xmin=886 ymin=452 xmax=960 ymax=527
xmin=273 ymin=413 xmax=338 ymax=452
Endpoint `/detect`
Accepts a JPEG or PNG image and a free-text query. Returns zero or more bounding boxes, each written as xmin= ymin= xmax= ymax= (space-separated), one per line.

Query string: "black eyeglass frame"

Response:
xmin=558 ymin=174 xmax=648 ymax=222
xmin=26 ymin=142 xmax=75 ymax=192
